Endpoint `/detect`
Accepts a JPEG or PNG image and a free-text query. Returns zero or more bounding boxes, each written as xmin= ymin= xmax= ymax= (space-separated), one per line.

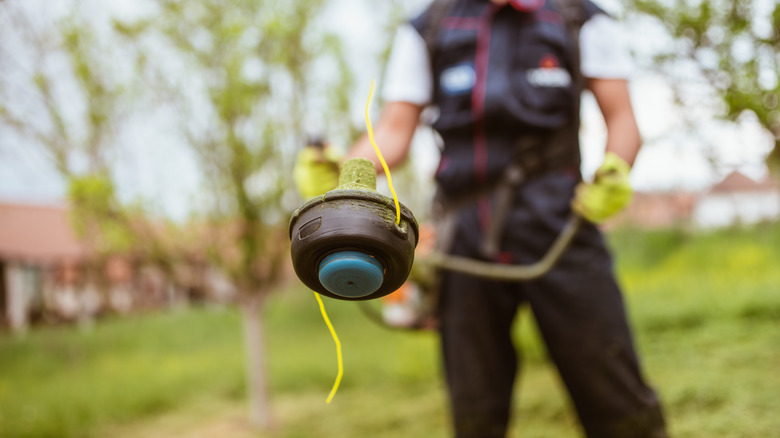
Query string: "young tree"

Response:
xmin=627 ymin=0 xmax=780 ymax=173
xmin=114 ymin=0 xmax=355 ymax=428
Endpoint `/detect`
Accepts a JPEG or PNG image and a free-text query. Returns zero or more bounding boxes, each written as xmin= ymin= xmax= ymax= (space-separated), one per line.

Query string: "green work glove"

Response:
xmin=571 ymin=152 xmax=633 ymax=224
xmin=293 ymin=145 xmax=341 ymax=200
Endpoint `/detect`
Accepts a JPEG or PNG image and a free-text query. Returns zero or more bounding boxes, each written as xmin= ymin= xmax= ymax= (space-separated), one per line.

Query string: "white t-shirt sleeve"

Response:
xmin=381 ymin=24 xmax=433 ymax=106
xmin=579 ymin=14 xmax=633 ymax=79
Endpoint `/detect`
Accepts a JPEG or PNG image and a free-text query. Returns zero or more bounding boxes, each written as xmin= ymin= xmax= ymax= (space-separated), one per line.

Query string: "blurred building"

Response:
xmin=613 ymin=171 xmax=780 ymax=229
xmin=0 ymin=202 xmax=236 ymax=333
xmin=614 ymin=191 xmax=696 ymax=228
xmin=0 ymin=203 xmax=87 ymax=331
xmin=692 ymin=171 xmax=780 ymax=228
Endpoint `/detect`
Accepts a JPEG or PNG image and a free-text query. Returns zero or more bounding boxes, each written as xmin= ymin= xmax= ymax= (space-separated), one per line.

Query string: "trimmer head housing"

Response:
xmin=288 ymin=159 xmax=418 ymax=301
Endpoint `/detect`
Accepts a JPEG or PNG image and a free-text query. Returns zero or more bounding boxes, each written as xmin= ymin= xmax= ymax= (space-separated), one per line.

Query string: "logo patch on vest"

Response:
xmin=440 ymin=63 xmax=476 ymax=95
xmin=526 ymin=54 xmax=571 ymax=88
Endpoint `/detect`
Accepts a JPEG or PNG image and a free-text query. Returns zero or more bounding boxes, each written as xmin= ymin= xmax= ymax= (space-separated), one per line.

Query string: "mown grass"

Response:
xmin=0 ymin=306 xmax=246 ymax=437
xmin=1 ymin=223 xmax=779 ymax=437
xmin=607 ymin=223 xmax=780 ymax=438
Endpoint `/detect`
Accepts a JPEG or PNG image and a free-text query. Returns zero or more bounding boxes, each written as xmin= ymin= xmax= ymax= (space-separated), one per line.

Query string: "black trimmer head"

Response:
xmin=289 ymin=158 xmax=419 ymax=301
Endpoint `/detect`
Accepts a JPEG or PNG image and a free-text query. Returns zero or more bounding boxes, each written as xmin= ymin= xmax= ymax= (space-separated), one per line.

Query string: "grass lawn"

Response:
xmin=1 ymin=223 xmax=779 ymax=437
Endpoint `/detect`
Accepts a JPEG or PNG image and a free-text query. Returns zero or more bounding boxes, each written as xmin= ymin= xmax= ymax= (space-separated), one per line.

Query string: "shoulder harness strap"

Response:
xmin=421 ymin=0 xmax=456 ymax=58
xmin=554 ymin=0 xmax=586 ymax=121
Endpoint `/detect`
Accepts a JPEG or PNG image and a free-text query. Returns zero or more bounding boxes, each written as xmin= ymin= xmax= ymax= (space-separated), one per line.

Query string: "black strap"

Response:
xmin=485 ymin=0 xmax=586 ymax=259
xmin=421 ymin=0 xmax=456 ymax=58
xmin=554 ymin=0 xmax=585 ymax=134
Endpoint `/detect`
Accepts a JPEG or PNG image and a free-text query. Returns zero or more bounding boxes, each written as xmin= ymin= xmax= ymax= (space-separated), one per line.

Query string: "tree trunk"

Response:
xmin=768 ymin=138 xmax=780 ymax=178
xmin=240 ymin=291 xmax=272 ymax=429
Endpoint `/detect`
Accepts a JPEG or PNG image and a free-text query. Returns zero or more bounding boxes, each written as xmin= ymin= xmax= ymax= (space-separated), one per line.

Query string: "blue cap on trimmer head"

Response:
xmin=318 ymin=251 xmax=385 ymax=298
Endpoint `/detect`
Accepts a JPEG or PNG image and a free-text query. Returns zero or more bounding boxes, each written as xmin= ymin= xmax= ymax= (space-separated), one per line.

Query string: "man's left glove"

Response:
xmin=571 ymin=152 xmax=633 ymax=224
xmin=293 ymin=145 xmax=341 ymax=200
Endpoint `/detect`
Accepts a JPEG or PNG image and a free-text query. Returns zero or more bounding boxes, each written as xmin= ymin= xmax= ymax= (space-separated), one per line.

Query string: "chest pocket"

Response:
xmin=486 ymin=16 xmax=577 ymax=129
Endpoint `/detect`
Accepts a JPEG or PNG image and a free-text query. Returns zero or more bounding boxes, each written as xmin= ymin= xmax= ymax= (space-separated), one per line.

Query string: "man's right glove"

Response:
xmin=571 ymin=152 xmax=633 ymax=224
xmin=293 ymin=144 xmax=341 ymax=200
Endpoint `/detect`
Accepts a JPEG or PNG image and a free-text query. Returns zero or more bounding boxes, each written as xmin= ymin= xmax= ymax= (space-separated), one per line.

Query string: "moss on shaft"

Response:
xmin=338 ymin=158 xmax=377 ymax=192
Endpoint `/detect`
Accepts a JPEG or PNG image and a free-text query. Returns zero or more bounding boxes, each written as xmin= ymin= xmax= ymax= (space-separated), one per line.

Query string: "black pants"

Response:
xmin=437 ymin=172 xmax=667 ymax=438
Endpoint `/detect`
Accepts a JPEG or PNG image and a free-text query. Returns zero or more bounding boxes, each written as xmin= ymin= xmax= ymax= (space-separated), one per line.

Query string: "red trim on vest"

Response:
xmin=441 ymin=16 xmax=481 ymax=29
xmin=472 ymin=4 xmax=501 ymax=232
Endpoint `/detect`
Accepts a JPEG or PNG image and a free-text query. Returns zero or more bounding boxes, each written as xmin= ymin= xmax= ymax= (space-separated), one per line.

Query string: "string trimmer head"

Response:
xmin=289 ymin=158 xmax=419 ymax=301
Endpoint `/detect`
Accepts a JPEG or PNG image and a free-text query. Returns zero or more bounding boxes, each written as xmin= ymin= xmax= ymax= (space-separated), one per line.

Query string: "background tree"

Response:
xmin=626 ymin=0 xmax=780 ymax=173
xmin=0 ymin=1 xmax=164 ymax=318
xmin=113 ymin=0 xmax=355 ymax=428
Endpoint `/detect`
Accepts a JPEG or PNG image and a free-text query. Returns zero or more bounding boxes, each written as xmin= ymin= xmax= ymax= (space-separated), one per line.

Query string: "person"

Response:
xmin=295 ymin=0 xmax=668 ymax=436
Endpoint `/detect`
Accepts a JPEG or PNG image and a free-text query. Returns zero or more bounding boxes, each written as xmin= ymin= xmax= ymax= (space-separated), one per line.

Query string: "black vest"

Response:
xmin=411 ymin=0 xmax=603 ymax=195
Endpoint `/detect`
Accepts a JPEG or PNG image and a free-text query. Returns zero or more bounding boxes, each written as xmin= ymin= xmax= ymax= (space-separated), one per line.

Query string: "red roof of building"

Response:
xmin=710 ymin=171 xmax=779 ymax=194
xmin=0 ymin=202 xmax=88 ymax=265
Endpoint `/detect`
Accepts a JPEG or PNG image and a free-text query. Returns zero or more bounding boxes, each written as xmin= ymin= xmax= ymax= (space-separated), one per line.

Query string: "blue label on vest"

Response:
xmin=440 ymin=63 xmax=476 ymax=95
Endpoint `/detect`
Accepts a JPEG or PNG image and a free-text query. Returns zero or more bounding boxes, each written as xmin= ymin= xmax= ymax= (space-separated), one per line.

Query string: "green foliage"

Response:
xmin=627 ymin=0 xmax=780 ymax=170
xmin=67 ymin=175 xmax=116 ymax=219
xmin=110 ymin=0 xmax=355 ymax=290
xmin=112 ymin=18 xmax=151 ymax=39
xmin=67 ymin=174 xmax=135 ymax=254
xmin=59 ymin=14 xmax=124 ymax=173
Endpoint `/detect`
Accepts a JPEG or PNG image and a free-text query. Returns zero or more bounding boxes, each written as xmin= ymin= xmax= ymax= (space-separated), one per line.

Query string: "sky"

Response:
xmin=0 ymin=0 xmax=775 ymax=221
